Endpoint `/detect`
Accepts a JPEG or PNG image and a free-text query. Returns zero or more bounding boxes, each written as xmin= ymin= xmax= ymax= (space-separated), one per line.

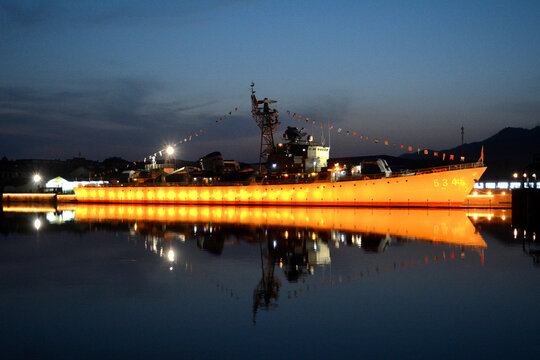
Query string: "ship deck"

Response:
xmin=91 ymin=161 xmax=485 ymax=188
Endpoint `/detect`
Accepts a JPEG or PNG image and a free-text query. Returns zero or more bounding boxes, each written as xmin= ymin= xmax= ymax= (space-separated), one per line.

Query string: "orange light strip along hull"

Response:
xmin=74 ymin=167 xmax=486 ymax=208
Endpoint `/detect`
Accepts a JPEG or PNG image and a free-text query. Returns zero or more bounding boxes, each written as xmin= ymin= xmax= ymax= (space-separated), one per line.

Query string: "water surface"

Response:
xmin=0 ymin=205 xmax=537 ymax=359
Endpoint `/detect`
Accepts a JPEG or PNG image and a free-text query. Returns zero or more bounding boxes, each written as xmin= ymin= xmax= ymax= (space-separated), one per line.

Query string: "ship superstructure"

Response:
xmin=268 ymin=126 xmax=330 ymax=174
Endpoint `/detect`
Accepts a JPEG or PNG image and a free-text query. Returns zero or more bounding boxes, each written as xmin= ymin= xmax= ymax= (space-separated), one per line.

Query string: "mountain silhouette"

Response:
xmin=399 ymin=126 xmax=540 ymax=179
xmin=332 ymin=126 xmax=539 ymax=180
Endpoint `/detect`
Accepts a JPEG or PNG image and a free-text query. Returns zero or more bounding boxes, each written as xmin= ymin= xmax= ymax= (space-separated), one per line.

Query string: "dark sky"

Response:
xmin=1 ymin=0 xmax=539 ymax=162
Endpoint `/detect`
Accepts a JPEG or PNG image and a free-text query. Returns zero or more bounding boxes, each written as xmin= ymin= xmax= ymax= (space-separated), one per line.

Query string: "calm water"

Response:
xmin=0 ymin=204 xmax=538 ymax=359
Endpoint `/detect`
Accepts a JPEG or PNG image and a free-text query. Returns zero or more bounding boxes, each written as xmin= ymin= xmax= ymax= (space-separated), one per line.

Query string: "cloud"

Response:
xmin=0 ymin=1 xmax=53 ymax=27
xmin=0 ymin=78 xmax=186 ymax=129
xmin=0 ymin=84 xmax=136 ymax=131
xmin=0 ymin=78 xmax=221 ymax=159
xmin=0 ymin=0 xmax=248 ymax=29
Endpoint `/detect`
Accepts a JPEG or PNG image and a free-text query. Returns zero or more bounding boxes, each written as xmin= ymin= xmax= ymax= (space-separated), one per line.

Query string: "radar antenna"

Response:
xmin=251 ymin=82 xmax=280 ymax=173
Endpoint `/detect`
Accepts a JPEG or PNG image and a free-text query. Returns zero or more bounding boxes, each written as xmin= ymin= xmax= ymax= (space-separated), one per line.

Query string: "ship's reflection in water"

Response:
xmin=2 ymin=204 xmax=537 ymax=359
xmin=8 ymin=205 xmax=488 ymax=316
xmin=71 ymin=205 xmax=487 ymax=269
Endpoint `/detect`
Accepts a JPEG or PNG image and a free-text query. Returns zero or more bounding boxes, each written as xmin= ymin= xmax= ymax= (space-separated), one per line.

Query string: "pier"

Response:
xmin=1 ymin=193 xmax=76 ymax=205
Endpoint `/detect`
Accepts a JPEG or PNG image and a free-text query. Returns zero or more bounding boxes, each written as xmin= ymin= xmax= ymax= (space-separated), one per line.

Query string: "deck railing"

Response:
xmin=84 ymin=162 xmax=485 ymax=188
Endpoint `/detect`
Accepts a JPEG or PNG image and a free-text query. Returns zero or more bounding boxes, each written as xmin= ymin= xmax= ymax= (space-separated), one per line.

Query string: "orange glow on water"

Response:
xmin=67 ymin=204 xmax=487 ymax=248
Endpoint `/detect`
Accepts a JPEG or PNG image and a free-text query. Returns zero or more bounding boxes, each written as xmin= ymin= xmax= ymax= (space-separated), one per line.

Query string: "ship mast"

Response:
xmin=251 ymin=82 xmax=280 ymax=173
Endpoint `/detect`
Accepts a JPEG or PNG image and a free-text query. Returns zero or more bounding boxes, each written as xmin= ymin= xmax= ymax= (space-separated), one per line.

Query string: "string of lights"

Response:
xmin=285 ymin=110 xmax=471 ymax=162
xmin=100 ymin=104 xmax=477 ymax=177
xmin=141 ymin=106 xmax=239 ymax=162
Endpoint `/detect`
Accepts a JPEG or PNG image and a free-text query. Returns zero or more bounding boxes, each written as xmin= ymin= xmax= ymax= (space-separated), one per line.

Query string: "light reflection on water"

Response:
xmin=0 ymin=204 xmax=537 ymax=359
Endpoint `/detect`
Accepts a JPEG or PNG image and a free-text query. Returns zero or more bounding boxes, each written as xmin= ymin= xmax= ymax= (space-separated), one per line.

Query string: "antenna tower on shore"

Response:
xmin=461 ymin=125 xmax=465 ymax=156
xmin=251 ymin=82 xmax=280 ymax=172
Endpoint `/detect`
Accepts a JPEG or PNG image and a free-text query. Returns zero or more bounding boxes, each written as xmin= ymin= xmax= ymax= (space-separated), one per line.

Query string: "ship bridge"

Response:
xmin=268 ymin=126 xmax=330 ymax=173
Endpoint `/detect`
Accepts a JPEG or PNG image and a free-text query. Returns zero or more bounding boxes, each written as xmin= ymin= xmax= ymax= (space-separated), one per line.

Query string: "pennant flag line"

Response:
xmin=140 ymin=104 xmax=240 ymax=163
xmin=286 ymin=109 xmax=472 ymax=162
xmin=137 ymin=106 xmax=473 ymax=166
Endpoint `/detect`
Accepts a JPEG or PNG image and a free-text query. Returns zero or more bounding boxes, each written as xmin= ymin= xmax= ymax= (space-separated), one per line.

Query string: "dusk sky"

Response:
xmin=1 ymin=0 xmax=539 ymax=163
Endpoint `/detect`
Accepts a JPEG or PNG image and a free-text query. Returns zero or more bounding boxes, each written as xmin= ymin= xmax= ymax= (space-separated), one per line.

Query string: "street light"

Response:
xmin=164 ymin=145 xmax=175 ymax=172
xmin=32 ymin=174 xmax=42 ymax=193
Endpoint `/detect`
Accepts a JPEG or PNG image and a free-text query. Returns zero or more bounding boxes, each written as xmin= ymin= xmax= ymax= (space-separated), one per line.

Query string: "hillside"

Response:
xmin=435 ymin=126 xmax=539 ymax=179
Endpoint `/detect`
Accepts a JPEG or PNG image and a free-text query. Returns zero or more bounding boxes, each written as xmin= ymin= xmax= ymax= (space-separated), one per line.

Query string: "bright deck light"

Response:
xmin=166 ymin=146 xmax=174 ymax=155
xmin=33 ymin=174 xmax=41 ymax=183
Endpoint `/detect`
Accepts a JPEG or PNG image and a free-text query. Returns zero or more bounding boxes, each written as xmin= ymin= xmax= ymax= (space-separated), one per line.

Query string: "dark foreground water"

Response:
xmin=0 ymin=205 xmax=538 ymax=359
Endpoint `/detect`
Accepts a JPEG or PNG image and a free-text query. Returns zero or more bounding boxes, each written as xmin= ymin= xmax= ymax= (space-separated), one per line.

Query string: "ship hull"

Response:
xmin=74 ymin=165 xmax=486 ymax=208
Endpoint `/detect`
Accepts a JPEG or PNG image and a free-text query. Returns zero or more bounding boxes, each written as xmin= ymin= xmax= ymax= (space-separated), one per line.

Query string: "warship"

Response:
xmin=74 ymin=84 xmax=486 ymax=207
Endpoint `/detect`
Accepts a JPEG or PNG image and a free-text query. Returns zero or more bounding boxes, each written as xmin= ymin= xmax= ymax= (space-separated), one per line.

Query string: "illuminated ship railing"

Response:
xmin=82 ymin=162 xmax=485 ymax=188
xmin=336 ymin=161 xmax=484 ymax=182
